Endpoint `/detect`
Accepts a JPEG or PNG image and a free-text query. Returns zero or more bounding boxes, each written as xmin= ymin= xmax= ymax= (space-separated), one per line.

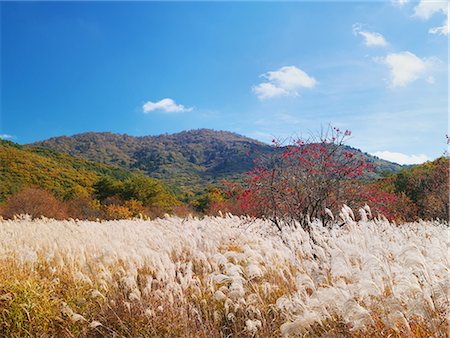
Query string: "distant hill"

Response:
xmin=0 ymin=139 xmax=174 ymax=203
xmin=29 ymin=129 xmax=403 ymax=191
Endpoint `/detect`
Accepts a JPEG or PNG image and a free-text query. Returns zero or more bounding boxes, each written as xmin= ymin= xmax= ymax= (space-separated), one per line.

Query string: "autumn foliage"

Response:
xmin=222 ymin=128 xmax=448 ymax=227
xmin=351 ymin=184 xmax=417 ymax=222
xmin=1 ymin=131 xmax=448 ymax=223
xmin=391 ymin=156 xmax=449 ymax=220
xmin=0 ymin=176 xmax=176 ymax=220
xmin=0 ymin=187 xmax=68 ymax=220
xmin=226 ymin=127 xmax=374 ymax=229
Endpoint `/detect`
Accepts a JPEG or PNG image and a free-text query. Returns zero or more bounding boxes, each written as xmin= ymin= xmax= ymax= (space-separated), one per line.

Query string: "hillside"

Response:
xmin=0 ymin=139 xmax=173 ymax=203
xmin=29 ymin=129 xmax=403 ymax=191
xmin=389 ymin=156 xmax=449 ymax=220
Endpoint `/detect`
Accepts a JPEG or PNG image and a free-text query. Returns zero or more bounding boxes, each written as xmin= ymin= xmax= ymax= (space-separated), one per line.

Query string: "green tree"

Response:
xmin=122 ymin=175 xmax=179 ymax=211
xmin=93 ymin=176 xmax=123 ymax=201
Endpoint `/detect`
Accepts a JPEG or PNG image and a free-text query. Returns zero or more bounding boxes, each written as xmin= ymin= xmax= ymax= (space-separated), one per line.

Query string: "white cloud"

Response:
xmin=264 ymin=66 xmax=317 ymax=90
xmin=0 ymin=134 xmax=14 ymax=140
xmin=353 ymin=24 xmax=388 ymax=47
xmin=142 ymin=98 xmax=193 ymax=113
xmin=373 ymin=150 xmax=430 ymax=165
xmin=428 ymin=16 xmax=449 ymax=35
xmin=252 ymin=83 xmax=288 ymax=100
xmin=413 ymin=0 xmax=447 ymax=19
xmin=413 ymin=0 xmax=449 ymax=35
xmin=379 ymin=51 xmax=434 ymax=87
xmin=358 ymin=31 xmax=388 ymax=47
xmin=252 ymin=66 xmax=317 ymax=100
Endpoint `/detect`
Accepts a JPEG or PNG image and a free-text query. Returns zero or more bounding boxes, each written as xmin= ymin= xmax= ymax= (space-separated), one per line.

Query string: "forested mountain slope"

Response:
xmin=30 ymin=129 xmax=403 ymax=190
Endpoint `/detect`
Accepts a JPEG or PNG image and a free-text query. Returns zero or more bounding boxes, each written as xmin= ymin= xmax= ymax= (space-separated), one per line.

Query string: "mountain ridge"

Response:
xmin=28 ymin=129 xmax=404 ymax=191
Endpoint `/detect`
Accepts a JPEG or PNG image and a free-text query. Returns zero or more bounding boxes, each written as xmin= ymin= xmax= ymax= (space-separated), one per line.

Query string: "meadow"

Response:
xmin=0 ymin=211 xmax=448 ymax=337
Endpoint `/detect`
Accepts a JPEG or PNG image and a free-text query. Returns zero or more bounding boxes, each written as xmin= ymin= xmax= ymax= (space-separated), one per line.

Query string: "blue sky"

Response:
xmin=1 ymin=1 xmax=448 ymax=164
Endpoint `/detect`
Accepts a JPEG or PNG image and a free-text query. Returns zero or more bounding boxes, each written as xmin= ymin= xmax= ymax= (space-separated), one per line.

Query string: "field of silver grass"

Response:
xmin=0 ymin=211 xmax=448 ymax=337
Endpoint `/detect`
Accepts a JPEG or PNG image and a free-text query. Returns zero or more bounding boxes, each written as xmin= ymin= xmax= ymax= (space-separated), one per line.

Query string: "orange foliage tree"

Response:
xmin=1 ymin=187 xmax=68 ymax=219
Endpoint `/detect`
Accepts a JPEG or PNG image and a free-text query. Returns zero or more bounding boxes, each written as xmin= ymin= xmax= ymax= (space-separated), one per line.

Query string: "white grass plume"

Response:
xmin=0 ymin=212 xmax=447 ymax=336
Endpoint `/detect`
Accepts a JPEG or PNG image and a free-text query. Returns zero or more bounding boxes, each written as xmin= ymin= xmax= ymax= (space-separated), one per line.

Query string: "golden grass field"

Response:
xmin=0 ymin=213 xmax=448 ymax=337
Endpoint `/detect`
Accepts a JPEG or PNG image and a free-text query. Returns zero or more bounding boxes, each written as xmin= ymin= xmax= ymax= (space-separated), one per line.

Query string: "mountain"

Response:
xmin=28 ymin=129 xmax=271 ymax=191
xmin=0 ymin=139 xmax=174 ymax=204
xmin=28 ymin=129 xmax=403 ymax=191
